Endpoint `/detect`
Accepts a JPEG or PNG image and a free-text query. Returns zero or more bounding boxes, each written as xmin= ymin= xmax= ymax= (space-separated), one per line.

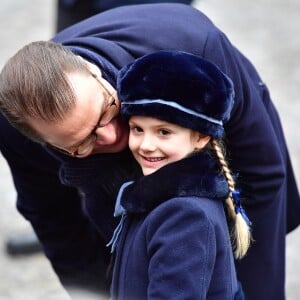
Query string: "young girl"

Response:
xmin=108 ymin=50 xmax=251 ymax=299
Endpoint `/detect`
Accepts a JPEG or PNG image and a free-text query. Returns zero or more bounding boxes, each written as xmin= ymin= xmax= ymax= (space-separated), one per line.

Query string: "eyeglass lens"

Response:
xmin=76 ymin=100 xmax=118 ymax=156
xmin=49 ymin=74 xmax=119 ymax=157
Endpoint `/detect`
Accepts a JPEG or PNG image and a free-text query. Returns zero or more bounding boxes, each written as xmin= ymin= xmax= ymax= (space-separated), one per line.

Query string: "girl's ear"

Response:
xmin=194 ymin=133 xmax=211 ymax=150
xmin=76 ymin=55 xmax=102 ymax=78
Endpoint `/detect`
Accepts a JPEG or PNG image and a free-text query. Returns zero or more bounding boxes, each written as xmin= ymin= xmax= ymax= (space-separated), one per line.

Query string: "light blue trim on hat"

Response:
xmin=122 ymin=99 xmax=223 ymax=126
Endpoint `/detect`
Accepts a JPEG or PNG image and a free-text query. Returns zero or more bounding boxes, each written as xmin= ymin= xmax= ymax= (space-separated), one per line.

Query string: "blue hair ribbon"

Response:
xmin=232 ymin=190 xmax=251 ymax=226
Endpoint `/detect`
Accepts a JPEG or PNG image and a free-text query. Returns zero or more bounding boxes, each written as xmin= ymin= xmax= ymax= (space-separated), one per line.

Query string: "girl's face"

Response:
xmin=129 ymin=116 xmax=210 ymax=176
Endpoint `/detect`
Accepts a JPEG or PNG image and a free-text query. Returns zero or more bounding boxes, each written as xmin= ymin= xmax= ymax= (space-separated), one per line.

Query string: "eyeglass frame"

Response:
xmin=47 ymin=72 xmax=119 ymax=157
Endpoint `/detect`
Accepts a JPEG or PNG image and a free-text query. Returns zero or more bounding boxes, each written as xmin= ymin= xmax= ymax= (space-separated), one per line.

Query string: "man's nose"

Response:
xmin=94 ymin=122 xmax=117 ymax=145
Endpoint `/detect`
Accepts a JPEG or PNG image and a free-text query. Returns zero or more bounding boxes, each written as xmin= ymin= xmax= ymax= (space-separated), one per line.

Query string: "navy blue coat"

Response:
xmin=0 ymin=3 xmax=299 ymax=299
xmin=109 ymin=152 xmax=243 ymax=300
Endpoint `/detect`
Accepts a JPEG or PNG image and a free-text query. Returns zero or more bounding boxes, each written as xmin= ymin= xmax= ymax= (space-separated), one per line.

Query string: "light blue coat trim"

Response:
xmin=106 ymin=181 xmax=134 ymax=253
xmin=113 ymin=181 xmax=134 ymax=217
xmin=122 ymin=99 xmax=223 ymax=125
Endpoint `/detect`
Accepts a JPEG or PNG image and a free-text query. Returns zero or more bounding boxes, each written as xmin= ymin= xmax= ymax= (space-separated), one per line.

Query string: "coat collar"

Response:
xmin=118 ymin=150 xmax=229 ymax=214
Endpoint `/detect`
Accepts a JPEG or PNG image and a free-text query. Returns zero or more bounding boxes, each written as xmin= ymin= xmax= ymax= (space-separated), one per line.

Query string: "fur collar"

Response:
xmin=120 ymin=150 xmax=229 ymax=214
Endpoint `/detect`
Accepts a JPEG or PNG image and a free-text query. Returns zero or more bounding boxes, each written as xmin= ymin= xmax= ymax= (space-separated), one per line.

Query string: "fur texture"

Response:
xmin=117 ymin=50 xmax=235 ymax=138
xmin=119 ymin=151 xmax=229 ymax=213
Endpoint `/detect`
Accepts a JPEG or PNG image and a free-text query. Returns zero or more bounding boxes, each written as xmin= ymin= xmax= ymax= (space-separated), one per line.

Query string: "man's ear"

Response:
xmin=76 ymin=55 xmax=102 ymax=78
xmin=194 ymin=134 xmax=211 ymax=150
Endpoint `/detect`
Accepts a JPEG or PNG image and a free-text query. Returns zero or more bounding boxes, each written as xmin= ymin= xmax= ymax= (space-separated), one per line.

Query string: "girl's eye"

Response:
xmin=130 ymin=126 xmax=143 ymax=133
xmin=159 ymin=129 xmax=171 ymax=136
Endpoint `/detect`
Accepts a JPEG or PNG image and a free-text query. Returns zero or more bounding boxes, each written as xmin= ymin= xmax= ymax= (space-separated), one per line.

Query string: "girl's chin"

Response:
xmin=142 ymin=168 xmax=159 ymax=176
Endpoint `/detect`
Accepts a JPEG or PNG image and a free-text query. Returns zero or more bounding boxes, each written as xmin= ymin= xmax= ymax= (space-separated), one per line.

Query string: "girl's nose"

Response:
xmin=140 ymin=135 xmax=156 ymax=152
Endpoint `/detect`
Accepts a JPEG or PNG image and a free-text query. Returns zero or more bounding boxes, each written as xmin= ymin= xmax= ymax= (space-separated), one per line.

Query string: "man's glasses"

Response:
xmin=48 ymin=73 xmax=119 ymax=157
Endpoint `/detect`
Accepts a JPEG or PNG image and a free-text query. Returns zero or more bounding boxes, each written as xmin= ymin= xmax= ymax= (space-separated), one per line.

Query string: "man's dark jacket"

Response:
xmin=0 ymin=4 xmax=299 ymax=300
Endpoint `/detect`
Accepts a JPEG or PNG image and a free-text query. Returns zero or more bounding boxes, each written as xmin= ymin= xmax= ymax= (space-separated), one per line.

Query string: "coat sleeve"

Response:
xmin=0 ymin=113 xmax=110 ymax=295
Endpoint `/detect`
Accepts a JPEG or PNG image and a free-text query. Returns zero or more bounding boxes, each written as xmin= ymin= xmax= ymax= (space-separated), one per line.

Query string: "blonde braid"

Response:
xmin=211 ymin=139 xmax=251 ymax=259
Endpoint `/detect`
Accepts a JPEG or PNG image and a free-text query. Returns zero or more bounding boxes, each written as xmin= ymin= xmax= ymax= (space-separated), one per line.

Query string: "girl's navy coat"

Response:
xmin=0 ymin=3 xmax=299 ymax=299
xmin=110 ymin=152 xmax=242 ymax=299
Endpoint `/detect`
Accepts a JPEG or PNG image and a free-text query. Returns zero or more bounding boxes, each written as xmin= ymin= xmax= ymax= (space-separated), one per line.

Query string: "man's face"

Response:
xmin=29 ymin=71 xmax=129 ymax=157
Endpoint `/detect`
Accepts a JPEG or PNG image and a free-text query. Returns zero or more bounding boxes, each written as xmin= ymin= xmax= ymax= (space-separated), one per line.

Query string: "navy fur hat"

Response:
xmin=117 ymin=50 xmax=235 ymax=139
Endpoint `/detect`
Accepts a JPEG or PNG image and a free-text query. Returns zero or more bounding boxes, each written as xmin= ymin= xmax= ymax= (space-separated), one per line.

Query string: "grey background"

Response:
xmin=0 ymin=0 xmax=299 ymax=299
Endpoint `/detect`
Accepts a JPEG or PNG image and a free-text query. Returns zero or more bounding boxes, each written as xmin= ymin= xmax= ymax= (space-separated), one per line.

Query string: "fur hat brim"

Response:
xmin=118 ymin=50 xmax=234 ymax=139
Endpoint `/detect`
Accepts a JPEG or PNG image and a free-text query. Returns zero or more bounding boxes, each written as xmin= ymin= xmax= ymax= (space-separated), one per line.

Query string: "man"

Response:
xmin=0 ymin=3 xmax=299 ymax=299
xmin=5 ymin=0 xmax=193 ymax=258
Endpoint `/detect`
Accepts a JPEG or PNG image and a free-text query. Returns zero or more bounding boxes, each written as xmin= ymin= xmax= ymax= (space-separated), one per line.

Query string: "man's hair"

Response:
xmin=0 ymin=41 xmax=90 ymax=143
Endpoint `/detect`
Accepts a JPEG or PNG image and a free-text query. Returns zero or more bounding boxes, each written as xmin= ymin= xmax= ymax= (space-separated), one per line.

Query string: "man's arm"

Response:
xmin=0 ymin=113 xmax=110 ymax=295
